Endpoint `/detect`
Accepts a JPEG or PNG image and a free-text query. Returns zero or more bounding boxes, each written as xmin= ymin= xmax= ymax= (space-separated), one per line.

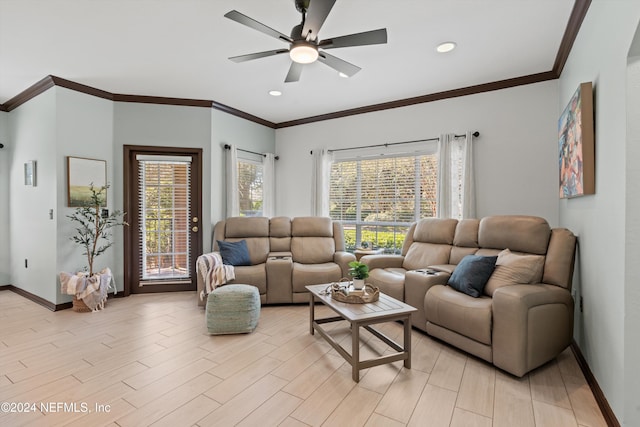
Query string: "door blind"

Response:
xmin=137 ymin=155 xmax=192 ymax=281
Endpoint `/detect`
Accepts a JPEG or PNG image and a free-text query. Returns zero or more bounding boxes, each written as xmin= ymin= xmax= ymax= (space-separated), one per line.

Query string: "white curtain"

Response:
xmin=459 ymin=131 xmax=476 ymax=219
xmin=225 ymin=144 xmax=239 ymax=217
xmin=436 ymin=134 xmax=452 ymax=218
xmin=262 ymin=153 xmax=275 ymax=217
xmin=436 ymin=132 xmax=476 ymax=219
xmin=310 ymin=148 xmax=333 ymax=216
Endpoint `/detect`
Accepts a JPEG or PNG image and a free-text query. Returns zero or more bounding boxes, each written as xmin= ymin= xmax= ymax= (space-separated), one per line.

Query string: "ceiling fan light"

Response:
xmin=290 ymin=44 xmax=318 ymax=64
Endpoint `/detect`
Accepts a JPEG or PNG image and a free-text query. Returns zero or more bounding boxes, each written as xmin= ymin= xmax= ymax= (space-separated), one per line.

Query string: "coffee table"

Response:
xmin=306 ymin=283 xmax=417 ymax=382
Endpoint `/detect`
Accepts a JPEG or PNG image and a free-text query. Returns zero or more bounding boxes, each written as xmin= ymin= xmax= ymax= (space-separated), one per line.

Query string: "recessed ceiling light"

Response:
xmin=338 ymin=72 xmax=349 ymax=78
xmin=436 ymin=42 xmax=457 ymax=53
xmin=269 ymin=90 xmax=282 ymax=97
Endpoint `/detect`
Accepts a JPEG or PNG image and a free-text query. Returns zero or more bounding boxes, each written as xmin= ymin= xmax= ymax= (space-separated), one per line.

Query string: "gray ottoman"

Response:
xmin=205 ymin=284 xmax=260 ymax=335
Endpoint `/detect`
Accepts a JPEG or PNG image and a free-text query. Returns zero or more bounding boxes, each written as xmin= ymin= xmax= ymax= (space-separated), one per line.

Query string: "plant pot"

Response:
xmin=352 ymin=278 xmax=365 ymax=290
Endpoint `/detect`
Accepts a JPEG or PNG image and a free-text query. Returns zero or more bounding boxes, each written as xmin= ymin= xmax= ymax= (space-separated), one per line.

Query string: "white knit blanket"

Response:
xmin=59 ymin=268 xmax=115 ymax=311
xmin=197 ymin=252 xmax=235 ymax=300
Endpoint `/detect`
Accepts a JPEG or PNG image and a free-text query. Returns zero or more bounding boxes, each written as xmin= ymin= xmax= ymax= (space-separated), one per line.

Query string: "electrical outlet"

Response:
xmin=580 ymin=296 xmax=584 ymax=313
xmin=101 ymin=208 xmax=109 ymax=219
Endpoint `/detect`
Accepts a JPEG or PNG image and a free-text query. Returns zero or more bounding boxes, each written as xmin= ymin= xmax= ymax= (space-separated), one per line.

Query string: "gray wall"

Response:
xmin=7 ymin=88 xmax=58 ymax=303
xmin=0 ymin=111 xmax=10 ymax=284
xmin=56 ymin=87 xmax=115 ymax=302
xmin=626 ymin=22 xmax=640 ymax=427
xmin=275 ymin=80 xmax=561 ymax=225
xmin=558 ymin=0 xmax=640 ymax=423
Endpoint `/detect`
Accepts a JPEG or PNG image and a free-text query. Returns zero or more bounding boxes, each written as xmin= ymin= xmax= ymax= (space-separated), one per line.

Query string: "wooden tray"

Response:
xmin=329 ymin=281 xmax=380 ymax=304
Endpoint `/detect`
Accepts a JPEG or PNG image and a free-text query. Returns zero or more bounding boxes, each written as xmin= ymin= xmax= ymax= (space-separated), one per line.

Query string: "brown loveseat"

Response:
xmin=362 ymin=215 xmax=576 ymax=377
xmin=197 ymin=216 xmax=355 ymax=306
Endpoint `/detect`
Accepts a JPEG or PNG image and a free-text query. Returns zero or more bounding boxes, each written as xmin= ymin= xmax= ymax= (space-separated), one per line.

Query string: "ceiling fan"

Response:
xmin=224 ymin=0 xmax=388 ymax=83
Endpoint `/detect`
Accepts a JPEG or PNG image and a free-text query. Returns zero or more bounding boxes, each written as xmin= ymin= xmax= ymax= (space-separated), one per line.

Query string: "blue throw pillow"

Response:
xmin=217 ymin=240 xmax=251 ymax=266
xmin=447 ymin=255 xmax=498 ymax=298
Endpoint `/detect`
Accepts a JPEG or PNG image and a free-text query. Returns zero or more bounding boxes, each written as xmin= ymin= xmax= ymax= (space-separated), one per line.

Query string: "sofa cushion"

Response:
xmin=447 ymin=255 xmax=497 ymax=297
xmin=225 ymin=217 xmax=269 ymax=238
xmin=270 ymin=217 xmax=291 ymax=237
xmin=217 ymin=240 xmax=251 ymax=266
xmin=367 ymin=267 xmax=406 ymax=301
xmin=291 ymin=237 xmax=335 ymax=264
xmin=413 ymin=218 xmax=458 ymax=244
xmin=291 ymin=217 xmax=333 ymax=237
xmin=484 ymin=249 xmax=545 ymax=296
xmin=403 ymin=242 xmax=452 ymax=271
xmin=231 ymin=264 xmax=267 ymax=294
xmin=292 ymin=262 xmax=342 ymax=292
xmin=425 ymin=285 xmax=493 ymax=345
xmin=453 ymin=219 xmax=480 ymax=247
xmin=478 ymin=215 xmax=551 ymax=255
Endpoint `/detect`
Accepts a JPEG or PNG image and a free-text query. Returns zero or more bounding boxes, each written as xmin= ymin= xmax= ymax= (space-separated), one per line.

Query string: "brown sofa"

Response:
xmin=197 ymin=216 xmax=355 ymax=306
xmin=362 ymin=215 xmax=576 ymax=377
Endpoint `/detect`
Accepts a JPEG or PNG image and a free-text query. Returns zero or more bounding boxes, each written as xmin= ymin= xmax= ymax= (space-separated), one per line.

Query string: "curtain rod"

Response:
xmin=310 ymin=131 xmax=479 ymax=155
xmin=224 ymin=144 xmax=279 ymax=160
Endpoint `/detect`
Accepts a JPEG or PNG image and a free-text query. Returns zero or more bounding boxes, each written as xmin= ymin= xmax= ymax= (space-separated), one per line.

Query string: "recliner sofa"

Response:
xmin=197 ymin=216 xmax=355 ymax=306
xmin=362 ymin=215 xmax=576 ymax=377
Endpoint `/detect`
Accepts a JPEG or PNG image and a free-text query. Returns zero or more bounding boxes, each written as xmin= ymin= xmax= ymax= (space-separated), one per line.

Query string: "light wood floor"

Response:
xmin=0 ymin=290 xmax=608 ymax=427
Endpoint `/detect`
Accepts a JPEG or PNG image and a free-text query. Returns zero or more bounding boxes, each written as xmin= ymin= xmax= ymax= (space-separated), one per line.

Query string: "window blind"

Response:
xmin=137 ymin=155 xmax=192 ymax=281
xmin=329 ymin=153 xmax=438 ymax=253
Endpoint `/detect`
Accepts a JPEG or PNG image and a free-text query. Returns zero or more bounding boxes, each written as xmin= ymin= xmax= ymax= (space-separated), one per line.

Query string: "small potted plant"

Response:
xmin=348 ymin=261 xmax=369 ymax=290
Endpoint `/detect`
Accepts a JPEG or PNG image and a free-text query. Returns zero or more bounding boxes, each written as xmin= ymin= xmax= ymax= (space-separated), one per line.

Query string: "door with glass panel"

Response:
xmin=124 ymin=146 xmax=202 ymax=294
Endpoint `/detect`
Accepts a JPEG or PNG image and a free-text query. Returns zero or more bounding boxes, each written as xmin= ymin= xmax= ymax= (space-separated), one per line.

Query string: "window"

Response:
xmin=329 ymin=151 xmax=438 ymax=253
xmin=238 ymin=159 xmax=264 ymax=217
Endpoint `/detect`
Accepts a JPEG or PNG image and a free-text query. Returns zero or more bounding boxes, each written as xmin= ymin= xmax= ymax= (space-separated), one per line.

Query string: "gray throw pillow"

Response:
xmin=447 ymin=255 xmax=498 ymax=297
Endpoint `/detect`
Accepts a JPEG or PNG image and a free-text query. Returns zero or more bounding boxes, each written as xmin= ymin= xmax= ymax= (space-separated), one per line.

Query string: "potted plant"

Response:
xmin=60 ymin=184 xmax=127 ymax=312
xmin=348 ymin=261 xmax=369 ymax=290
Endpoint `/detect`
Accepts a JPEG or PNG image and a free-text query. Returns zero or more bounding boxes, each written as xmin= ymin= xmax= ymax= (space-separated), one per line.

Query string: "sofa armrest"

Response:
xmin=492 ymin=284 xmax=574 ymax=377
xmin=334 ymin=251 xmax=357 ymax=277
xmin=405 ymin=270 xmax=450 ymax=331
xmin=361 ymin=254 xmax=405 ymax=271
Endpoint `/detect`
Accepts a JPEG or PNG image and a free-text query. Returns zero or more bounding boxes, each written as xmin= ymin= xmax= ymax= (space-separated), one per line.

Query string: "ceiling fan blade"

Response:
xmin=285 ymin=62 xmax=304 ymax=83
xmin=317 ymin=51 xmax=361 ymax=77
xmin=301 ymin=0 xmax=336 ymax=41
xmin=319 ymin=28 xmax=388 ymax=49
xmin=224 ymin=10 xmax=293 ymax=43
xmin=229 ymin=49 xmax=289 ymax=63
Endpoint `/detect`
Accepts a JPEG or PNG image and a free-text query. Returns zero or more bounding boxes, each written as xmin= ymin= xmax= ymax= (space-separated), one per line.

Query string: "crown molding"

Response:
xmin=553 ymin=0 xmax=592 ymax=76
xmin=51 ymin=75 xmax=114 ymax=100
xmin=276 ymin=71 xmax=557 ymax=128
xmin=113 ymin=93 xmax=211 ymax=108
xmin=0 ymin=1 xmax=590 ymax=128
xmin=1 ymin=75 xmax=56 ymax=112
xmin=0 ymin=75 xmax=277 ymax=128
xmin=211 ymin=101 xmax=276 ymax=128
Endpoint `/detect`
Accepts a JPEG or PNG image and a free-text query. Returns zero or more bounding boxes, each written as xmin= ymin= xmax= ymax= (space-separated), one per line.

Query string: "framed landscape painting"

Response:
xmin=67 ymin=156 xmax=107 ymax=207
xmin=558 ymin=82 xmax=595 ymax=198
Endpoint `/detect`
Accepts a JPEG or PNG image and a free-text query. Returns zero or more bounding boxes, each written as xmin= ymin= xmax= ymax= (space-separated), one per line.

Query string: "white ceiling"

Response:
xmin=0 ymin=0 xmax=576 ymax=124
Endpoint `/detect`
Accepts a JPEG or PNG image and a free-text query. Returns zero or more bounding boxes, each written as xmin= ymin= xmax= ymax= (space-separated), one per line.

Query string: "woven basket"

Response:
xmin=72 ymin=296 xmax=92 ymax=312
xmin=331 ymin=283 xmax=380 ymax=304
